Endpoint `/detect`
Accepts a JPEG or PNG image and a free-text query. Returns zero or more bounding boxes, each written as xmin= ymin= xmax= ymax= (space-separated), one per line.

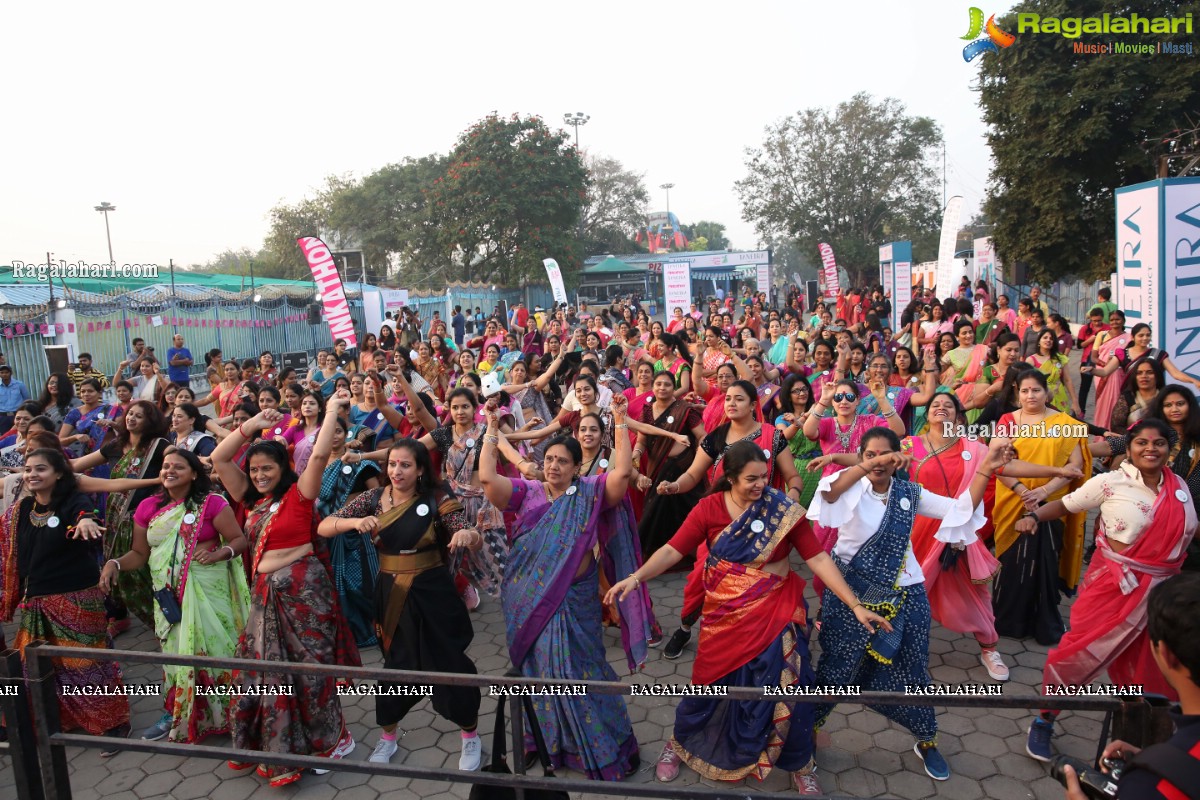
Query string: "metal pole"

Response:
xmin=25 ymin=642 xmax=72 ymax=800
xmin=103 ymin=210 xmax=114 ymax=265
xmin=0 ymin=649 xmax=46 ymax=800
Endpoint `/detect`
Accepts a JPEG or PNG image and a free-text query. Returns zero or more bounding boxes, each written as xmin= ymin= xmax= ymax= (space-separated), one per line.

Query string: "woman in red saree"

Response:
xmin=1021 ymin=418 xmax=1198 ymax=762
xmin=607 ymin=441 xmax=890 ymax=794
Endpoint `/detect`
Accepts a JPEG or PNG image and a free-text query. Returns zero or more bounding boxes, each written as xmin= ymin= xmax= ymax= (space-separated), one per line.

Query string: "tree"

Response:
xmin=262 ymin=175 xmax=356 ymax=280
xmin=681 ymin=221 xmax=731 ymax=251
xmin=580 ymin=155 xmax=649 ymax=255
xmin=979 ymin=0 xmax=1200 ymax=282
xmin=188 ymin=247 xmax=284 ymax=280
xmin=422 ymin=113 xmax=589 ymax=286
xmin=735 ymin=92 xmax=943 ymax=287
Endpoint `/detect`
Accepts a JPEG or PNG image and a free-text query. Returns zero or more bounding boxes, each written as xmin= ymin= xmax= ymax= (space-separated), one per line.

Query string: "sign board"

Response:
xmin=1114 ymin=181 xmax=1162 ymax=334
xmin=663 ymin=260 xmax=692 ymax=314
xmin=1161 ymin=178 xmax=1200 ymax=381
xmin=281 ymin=351 xmax=310 ymax=375
xmin=973 ymin=237 xmax=998 ymax=289
xmin=877 ymin=241 xmax=913 ymax=328
xmin=685 ymin=250 xmax=770 ymax=270
xmin=381 ymin=289 xmax=409 ymax=310
xmin=297 ymin=235 xmax=358 ymax=348
xmin=805 ymin=280 xmax=819 ymax=311
xmin=756 ymin=263 xmax=770 ymax=294
xmin=817 ymin=243 xmax=840 ymax=298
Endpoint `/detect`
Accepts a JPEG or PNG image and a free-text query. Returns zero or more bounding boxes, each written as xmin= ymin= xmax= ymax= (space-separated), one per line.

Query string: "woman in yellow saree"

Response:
xmin=990 ymin=370 xmax=1090 ymax=646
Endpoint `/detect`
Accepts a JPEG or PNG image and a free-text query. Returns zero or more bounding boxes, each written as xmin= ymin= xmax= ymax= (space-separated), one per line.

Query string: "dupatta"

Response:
xmin=504 ymin=474 xmax=651 ymax=673
xmin=642 ymin=398 xmax=694 ymax=483
xmin=692 ymin=488 xmax=806 ymax=685
xmin=950 ymin=345 xmax=990 ymax=409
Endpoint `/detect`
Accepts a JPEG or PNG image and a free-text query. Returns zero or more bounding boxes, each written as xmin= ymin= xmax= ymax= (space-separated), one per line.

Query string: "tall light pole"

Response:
xmin=94 ymin=202 xmax=116 ymax=265
xmin=660 ymin=183 xmax=675 ymax=219
xmin=563 ymin=112 xmax=590 ymax=149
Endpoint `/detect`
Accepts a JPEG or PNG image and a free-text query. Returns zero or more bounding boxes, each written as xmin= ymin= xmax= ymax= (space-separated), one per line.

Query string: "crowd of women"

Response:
xmin=1 ymin=282 xmax=1197 ymax=795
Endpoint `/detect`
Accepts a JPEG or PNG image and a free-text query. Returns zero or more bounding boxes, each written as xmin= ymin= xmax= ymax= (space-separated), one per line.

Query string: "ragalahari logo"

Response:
xmin=962 ymin=7 xmax=1016 ymax=61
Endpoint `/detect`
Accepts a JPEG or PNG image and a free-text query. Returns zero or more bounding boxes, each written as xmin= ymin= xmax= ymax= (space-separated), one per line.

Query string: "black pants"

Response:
xmin=1078 ymin=369 xmax=1094 ymax=411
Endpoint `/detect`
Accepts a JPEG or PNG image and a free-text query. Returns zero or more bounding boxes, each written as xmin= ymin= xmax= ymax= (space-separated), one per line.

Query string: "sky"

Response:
xmin=3 ymin=0 xmax=1012 ymax=272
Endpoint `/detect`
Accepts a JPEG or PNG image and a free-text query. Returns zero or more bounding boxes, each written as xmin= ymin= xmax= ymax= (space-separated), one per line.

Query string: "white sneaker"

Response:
xmin=980 ymin=649 xmax=1010 ymax=682
xmin=368 ymin=738 xmax=400 ymax=764
xmin=459 ymin=735 xmax=482 ymax=771
xmin=312 ymin=733 xmax=355 ymax=774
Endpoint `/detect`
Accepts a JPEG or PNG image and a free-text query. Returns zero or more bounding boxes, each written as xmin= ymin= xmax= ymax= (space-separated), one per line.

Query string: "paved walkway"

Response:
xmin=1 ymin=563 xmax=1101 ymax=800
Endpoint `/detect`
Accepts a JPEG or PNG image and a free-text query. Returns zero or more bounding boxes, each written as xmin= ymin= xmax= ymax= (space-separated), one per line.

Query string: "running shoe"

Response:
xmin=1026 ymin=717 xmax=1055 ymax=762
xmin=368 ymin=738 xmax=400 ymax=764
xmin=100 ymin=723 xmax=131 ymax=758
xmin=914 ymin=742 xmax=950 ymax=781
xmin=793 ymin=768 xmax=823 ymax=795
xmin=656 ymin=741 xmax=681 ymax=782
xmin=140 ymin=713 xmax=173 ymax=741
xmin=311 ymin=732 xmax=355 ymax=774
xmin=459 ymin=735 xmax=481 ymax=771
xmin=662 ymin=628 xmax=691 ymax=660
xmin=980 ymin=649 xmax=1010 ymax=682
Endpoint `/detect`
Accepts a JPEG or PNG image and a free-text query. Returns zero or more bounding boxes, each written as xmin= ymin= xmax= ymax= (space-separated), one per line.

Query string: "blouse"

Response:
xmin=134 ymin=493 xmax=229 ymax=543
xmin=668 ymin=492 xmax=820 ymax=564
xmin=16 ymin=493 xmax=100 ymax=598
xmin=1061 ymin=461 xmax=1161 ymax=545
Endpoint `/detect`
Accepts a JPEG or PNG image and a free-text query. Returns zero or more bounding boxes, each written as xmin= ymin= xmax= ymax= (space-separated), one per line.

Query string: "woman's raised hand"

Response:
xmin=72 ymin=518 xmax=105 ymax=541
xmin=249 ymin=408 xmax=283 ymax=432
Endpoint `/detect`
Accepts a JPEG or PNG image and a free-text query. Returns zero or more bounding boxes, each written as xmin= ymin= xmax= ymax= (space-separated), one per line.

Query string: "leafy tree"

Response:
xmin=580 ymin=154 xmax=649 ymax=255
xmin=263 ymin=175 xmax=356 ymax=280
xmin=979 ymin=0 xmax=1200 ymax=282
xmin=188 ymin=247 xmax=286 ymax=280
xmin=422 ymin=113 xmax=589 ymax=286
xmin=682 ymin=221 xmax=731 ymax=251
xmin=687 ymin=236 xmax=709 ymax=252
xmin=736 ymin=92 xmax=943 ymax=287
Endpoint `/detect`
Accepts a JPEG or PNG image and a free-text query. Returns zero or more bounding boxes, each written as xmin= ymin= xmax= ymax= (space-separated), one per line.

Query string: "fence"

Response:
xmin=3 ymin=641 xmax=1149 ymax=800
xmin=992 ymin=277 xmax=1108 ymax=324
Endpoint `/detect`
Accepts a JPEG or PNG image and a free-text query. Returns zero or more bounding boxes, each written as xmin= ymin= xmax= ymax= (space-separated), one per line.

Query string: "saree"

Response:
xmin=909 ymin=437 xmax=1000 ymax=642
xmin=104 ymin=438 xmax=168 ymax=626
xmin=146 ymin=494 xmax=250 ymax=742
xmin=1042 ymin=472 xmax=1196 ymax=702
xmin=992 ymin=411 xmax=1091 ymax=645
xmin=1117 ymin=348 xmax=1166 ymax=395
xmin=231 ymin=487 xmax=358 ymax=782
xmin=319 ymin=457 xmax=382 ymax=647
xmin=503 ymin=475 xmax=652 ymax=780
xmin=946 ymin=344 xmax=989 ymax=423
xmin=810 ymin=478 xmax=938 ymax=742
xmin=1093 ymin=332 xmax=1132 ymax=429
xmin=638 ymin=399 xmax=704 ymax=564
xmin=441 ymin=423 xmax=506 ymax=597
xmin=768 ymin=334 xmax=791 ymax=366
xmin=856 ymin=385 xmax=916 ymax=434
xmin=1033 ymin=354 xmax=1072 ymax=412
xmin=780 ymin=423 xmax=821 ymax=508
xmin=672 ymin=489 xmax=815 ymax=781
xmin=67 ymin=403 xmax=113 ymax=459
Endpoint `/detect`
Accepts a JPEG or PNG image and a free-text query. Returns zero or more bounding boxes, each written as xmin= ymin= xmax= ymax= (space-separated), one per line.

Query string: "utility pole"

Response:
xmin=943 ymin=143 xmax=947 ymax=209
xmin=94 ymin=202 xmax=116 ymax=264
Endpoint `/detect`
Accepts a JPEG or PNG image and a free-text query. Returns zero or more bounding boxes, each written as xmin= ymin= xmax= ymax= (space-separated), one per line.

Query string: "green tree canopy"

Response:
xmin=682 ymin=221 xmax=731 ymax=250
xmin=580 ymin=154 xmax=649 ymax=255
xmin=735 ymin=92 xmax=943 ymax=287
xmin=978 ymin=0 xmax=1200 ymax=283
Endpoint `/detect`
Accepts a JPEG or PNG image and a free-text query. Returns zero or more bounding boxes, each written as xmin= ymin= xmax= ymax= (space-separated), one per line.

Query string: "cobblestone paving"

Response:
xmin=1 ymin=563 xmax=1103 ymax=800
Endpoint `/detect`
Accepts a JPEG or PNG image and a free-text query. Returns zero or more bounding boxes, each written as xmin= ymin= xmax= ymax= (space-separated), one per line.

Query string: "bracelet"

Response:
xmin=852 ymin=601 xmax=864 ymax=611
xmin=483 ymin=435 xmax=499 ymax=445
xmin=978 ymin=471 xmax=994 ymax=480
xmin=239 ymin=423 xmax=251 ymax=438
xmin=629 ymin=574 xmax=641 ymax=588
xmin=222 ymin=546 xmax=236 ymax=561
xmin=615 ymin=423 xmax=629 ymax=430
xmin=882 ymin=409 xmax=897 ymax=418
xmin=856 ymin=463 xmax=869 ymax=473
xmin=107 ymin=558 xmax=121 ymax=572
xmin=923 ymin=368 xmax=938 ymax=373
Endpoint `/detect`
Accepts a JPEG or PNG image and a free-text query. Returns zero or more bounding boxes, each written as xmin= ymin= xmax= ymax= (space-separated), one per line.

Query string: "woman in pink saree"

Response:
xmin=1088 ymin=310 xmax=1130 ymax=429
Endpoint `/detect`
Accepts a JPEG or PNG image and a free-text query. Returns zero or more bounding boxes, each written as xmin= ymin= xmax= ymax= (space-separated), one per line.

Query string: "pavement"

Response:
xmin=1 ymin=564 xmax=1102 ymax=800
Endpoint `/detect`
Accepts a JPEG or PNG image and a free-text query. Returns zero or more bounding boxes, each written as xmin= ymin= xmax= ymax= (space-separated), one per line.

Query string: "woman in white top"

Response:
xmin=806 ymin=426 xmax=1005 ymax=783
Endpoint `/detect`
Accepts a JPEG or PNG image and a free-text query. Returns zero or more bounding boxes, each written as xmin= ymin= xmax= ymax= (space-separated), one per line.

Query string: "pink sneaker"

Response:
xmin=793 ymin=769 xmax=822 ymax=795
xmin=656 ymin=741 xmax=681 ymax=782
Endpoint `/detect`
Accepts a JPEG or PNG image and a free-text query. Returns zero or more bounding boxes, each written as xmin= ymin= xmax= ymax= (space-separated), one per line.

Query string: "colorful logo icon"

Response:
xmin=962 ymin=7 xmax=1016 ymax=61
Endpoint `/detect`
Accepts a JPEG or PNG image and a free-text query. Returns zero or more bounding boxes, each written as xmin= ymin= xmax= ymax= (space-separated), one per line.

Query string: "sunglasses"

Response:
xmin=832 ymin=392 xmax=857 ymax=403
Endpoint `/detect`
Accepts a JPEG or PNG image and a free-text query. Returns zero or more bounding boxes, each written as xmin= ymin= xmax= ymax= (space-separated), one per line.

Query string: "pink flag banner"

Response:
xmin=818 ymin=243 xmax=841 ymax=299
xmin=298 ymin=235 xmax=358 ymax=348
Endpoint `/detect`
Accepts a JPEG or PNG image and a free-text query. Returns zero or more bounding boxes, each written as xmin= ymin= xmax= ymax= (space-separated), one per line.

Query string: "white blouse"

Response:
xmin=807 ymin=473 xmax=984 ymax=586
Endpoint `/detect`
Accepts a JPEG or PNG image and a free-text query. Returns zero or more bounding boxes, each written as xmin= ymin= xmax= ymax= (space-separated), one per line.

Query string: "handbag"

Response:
xmin=152 ymin=498 xmax=203 ymax=626
xmin=468 ymin=693 xmax=568 ymax=800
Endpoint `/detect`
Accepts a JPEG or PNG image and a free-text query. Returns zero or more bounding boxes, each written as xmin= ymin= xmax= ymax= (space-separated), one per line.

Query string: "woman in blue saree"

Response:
xmin=480 ymin=394 xmax=653 ymax=781
xmin=607 ymin=440 xmax=891 ymax=795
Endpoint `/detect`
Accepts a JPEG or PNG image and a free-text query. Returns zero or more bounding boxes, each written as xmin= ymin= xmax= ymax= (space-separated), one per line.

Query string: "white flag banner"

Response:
xmin=936 ymin=196 xmax=964 ymax=295
xmin=543 ymin=258 xmax=568 ymax=305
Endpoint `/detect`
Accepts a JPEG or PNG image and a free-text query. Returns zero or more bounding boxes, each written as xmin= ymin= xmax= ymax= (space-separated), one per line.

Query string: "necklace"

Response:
xmin=30 ymin=502 xmax=53 ymax=528
xmin=834 ymin=417 xmax=857 ymax=451
xmin=868 ymin=480 xmax=891 ymax=503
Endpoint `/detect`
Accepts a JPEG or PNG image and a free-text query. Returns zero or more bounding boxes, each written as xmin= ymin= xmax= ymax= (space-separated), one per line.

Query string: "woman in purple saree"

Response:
xmin=480 ymin=395 xmax=653 ymax=781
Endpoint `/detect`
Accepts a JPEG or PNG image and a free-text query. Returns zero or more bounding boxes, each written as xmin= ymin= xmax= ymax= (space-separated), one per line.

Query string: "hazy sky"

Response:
xmin=4 ymin=0 xmax=1010 ymax=271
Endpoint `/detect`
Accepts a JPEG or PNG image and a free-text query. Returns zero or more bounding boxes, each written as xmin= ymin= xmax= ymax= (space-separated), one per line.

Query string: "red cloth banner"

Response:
xmin=298 ymin=235 xmax=358 ymax=348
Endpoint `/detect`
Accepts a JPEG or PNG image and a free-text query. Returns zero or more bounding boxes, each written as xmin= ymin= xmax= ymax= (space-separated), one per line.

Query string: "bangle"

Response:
xmin=107 ymin=558 xmax=121 ymax=572
xmin=222 ymin=546 xmax=235 ymax=561
xmin=483 ymin=435 xmax=499 ymax=445
xmin=978 ymin=471 xmax=994 ymax=480
xmin=629 ymin=574 xmax=641 ymax=588
xmin=855 ymin=463 xmax=869 ymax=473
xmin=882 ymin=409 xmax=897 ymax=418
xmin=238 ymin=423 xmax=251 ymax=438
xmin=923 ymin=368 xmax=938 ymax=373
xmin=852 ymin=601 xmax=864 ymax=611
xmin=615 ymin=423 xmax=629 ymax=430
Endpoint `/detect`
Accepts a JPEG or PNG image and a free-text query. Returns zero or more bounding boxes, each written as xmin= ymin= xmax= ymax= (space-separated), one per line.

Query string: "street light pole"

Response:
xmin=563 ymin=112 xmax=590 ymax=149
xmin=660 ymin=183 xmax=675 ymax=219
xmin=94 ymin=202 xmax=116 ymax=265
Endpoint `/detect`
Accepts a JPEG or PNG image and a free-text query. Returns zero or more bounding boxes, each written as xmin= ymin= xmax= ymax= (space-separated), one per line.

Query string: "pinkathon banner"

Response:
xmin=297 ymin=236 xmax=358 ymax=348
xmin=818 ymin=242 xmax=840 ymax=299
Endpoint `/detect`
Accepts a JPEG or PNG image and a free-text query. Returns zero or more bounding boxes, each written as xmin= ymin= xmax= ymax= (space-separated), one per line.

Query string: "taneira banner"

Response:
xmin=817 ymin=243 xmax=840 ymax=298
xmin=297 ymin=236 xmax=358 ymax=348
xmin=542 ymin=258 xmax=569 ymax=305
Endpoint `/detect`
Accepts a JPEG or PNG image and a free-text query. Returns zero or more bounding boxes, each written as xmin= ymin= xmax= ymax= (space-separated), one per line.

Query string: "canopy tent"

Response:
xmin=584 ymin=256 xmax=645 ymax=274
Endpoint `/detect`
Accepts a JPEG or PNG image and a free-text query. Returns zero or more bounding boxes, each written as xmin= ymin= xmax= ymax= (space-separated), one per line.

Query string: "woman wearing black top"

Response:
xmin=0 ymin=448 xmax=130 ymax=752
xmin=1150 ymin=385 xmax=1200 ymax=572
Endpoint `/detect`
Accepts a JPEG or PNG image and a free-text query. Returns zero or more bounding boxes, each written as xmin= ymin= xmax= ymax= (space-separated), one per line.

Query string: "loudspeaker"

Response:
xmin=308 ymin=303 xmax=323 ymax=325
xmin=1011 ymin=262 xmax=1029 ymax=287
xmin=45 ymin=345 xmax=71 ymax=374
xmin=805 ymin=280 xmax=819 ymax=311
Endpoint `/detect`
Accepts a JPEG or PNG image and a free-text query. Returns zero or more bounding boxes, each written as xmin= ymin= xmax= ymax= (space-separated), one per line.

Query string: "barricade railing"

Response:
xmin=14 ymin=642 xmax=1140 ymax=800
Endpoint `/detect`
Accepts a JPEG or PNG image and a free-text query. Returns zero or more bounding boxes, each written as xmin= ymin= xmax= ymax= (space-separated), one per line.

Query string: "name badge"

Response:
xmin=598 ymin=459 xmax=609 ymax=469
xmin=1176 ymin=489 xmax=1189 ymax=503
xmin=1191 ymin=449 xmax=1196 ymax=459
xmin=308 ymin=435 xmax=316 ymax=444
xmin=183 ymin=513 xmax=196 ymax=525
xmin=342 ymin=465 xmax=353 ymax=475
xmin=417 ymin=503 xmax=430 ymax=516
xmin=750 ymin=520 xmax=765 ymax=533
xmin=274 ymin=427 xmax=283 ymax=435
xmin=48 ymin=516 xmax=60 ymax=528
xmin=899 ymin=497 xmax=911 ymax=511
xmin=465 ymin=438 xmax=476 ymax=448
xmin=666 ymin=416 xmax=674 ymax=424
xmin=132 ymin=457 xmax=142 ymax=466
xmin=269 ymin=502 xmax=280 ymax=513
xmin=566 ymin=485 xmax=577 ymax=496
xmin=887 ymin=390 xmax=896 ymax=400
xmin=763 ymin=448 xmax=772 ymax=459
xmin=962 ymin=451 xmax=972 ymax=461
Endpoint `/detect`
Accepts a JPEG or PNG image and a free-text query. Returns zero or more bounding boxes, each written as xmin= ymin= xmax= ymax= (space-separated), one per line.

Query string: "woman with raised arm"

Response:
xmin=210 ymin=400 xmax=359 ymax=788
xmin=1020 ymin=418 xmax=1199 ymax=763
xmin=1088 ymin=310 xmax=1131 ymax=429
xmin=991 ymin=370 xmax=1091 ymax=646
xmin=808 ymin=427 xmax=1005 ymax=782
xmin=100 ymin=448 xmax=249 ymax=744
xmin=318 ymin=439 xmax=484 ymax=769
xmin=607 ymin=441 xmax=891 ymax=794
xmin=0 ymin=448 xmax=130 ymax=754
xmin=480 ymin=396 xmax=653 ymax=781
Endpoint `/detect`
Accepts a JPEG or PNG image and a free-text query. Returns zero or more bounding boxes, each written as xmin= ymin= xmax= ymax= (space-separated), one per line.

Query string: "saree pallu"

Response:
xmin=232 ymin=555 xmax=352 ymax=779
xmin=1093 ymin=333 xmax=1131 ymax=429
xmin=319 ymin=458 xmax=382 ymax=647
xmin=992 ymin=412 xmax=1091 ymax=644
xmin=947 ymin=345 xmax=989 ymax=423
xmin=813 ymin=480 xmax=937 ymax=742
xmin=503 ymin=475 xmax=652 ymax=781
xmin=510 ymin=387 xmax=552 ymax=464
xmin=104 ymin=440 xmax=167 ymax=626
xmin=1043 ymin=473 xmax=1196 ymax=702
xmin=15 ymin=588 xmax=129 ymax=735
xmin=638 ymin=400 xmax=703 ymax=565
xmin=673 ymin=490 xmax=816 ymax=781
xmin=857 ymin=385 xmax=914 ymax=435
xmin=910 ymin=438 xmax=1000 ymax=643
xmin=68 ymin=404 xmax=113 ymax=459
xmin=444 ymin=425 xmax=507 ymax=597
xmin=1036 ymin=354 xmax=1072 ymax=412
xmin=147 ymin=498 xmax=250 ymax=743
